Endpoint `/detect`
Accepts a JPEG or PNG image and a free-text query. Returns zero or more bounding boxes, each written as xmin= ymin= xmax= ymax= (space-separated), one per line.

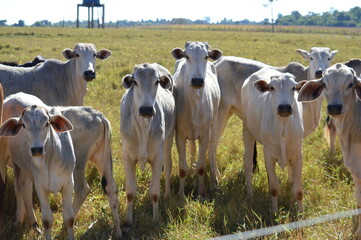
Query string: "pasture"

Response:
xmin=0 ymin=26 xmax=360 ymax=239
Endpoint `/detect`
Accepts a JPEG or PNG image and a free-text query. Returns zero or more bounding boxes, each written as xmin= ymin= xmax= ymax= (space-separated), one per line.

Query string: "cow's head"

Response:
xmin=0 ymin=105 xmax=73 ymax=159
xmin=122 ymin=63 xmax=172 ymax=118
xmin=297 ymin=47 xmax=338 ymax=79
xmin=254 ymin=73 xmax=306 ymax=118
xmin=63 ymin=43 xmax=111 ymax=82
xmin=171 ymin=41 xmax=222 ymax=89
xmin=298 ymin=63 xmax=361 ymax=117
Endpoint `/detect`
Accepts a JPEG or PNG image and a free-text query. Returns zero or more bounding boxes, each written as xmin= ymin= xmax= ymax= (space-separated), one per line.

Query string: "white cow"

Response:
xmin=120 ymin=63 xmax=175 ymax=231
xmin=0 ymin=92 xmax=122 ymax=239
xmin=241 ymin=68 xmax=306 ymax=213
xmin=0 ymin=105 xmax=75 ymax=240
xmin=0 ymin=43 xmax=111 ymax=106
xmin=298 ymin=63 xmax=361 ymax=239
xmin=214 ymin=47 xmax=338 ymax=168
xmin=172 ymin=41 xmax=222 ymax=198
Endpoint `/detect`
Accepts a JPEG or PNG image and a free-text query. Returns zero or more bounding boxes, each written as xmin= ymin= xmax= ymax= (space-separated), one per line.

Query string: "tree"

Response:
xmin=264 ymin=0 xmax=277 ymax=32
xmin=0 ymin=20 xmax=7 ymax=26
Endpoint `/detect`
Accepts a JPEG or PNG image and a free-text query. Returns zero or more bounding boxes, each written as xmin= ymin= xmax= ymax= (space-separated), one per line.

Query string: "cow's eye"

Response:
xmin=185 ymin=55 xmax=189 ymax=60
xmin=322 ymin=82 xmax=327 ymax=89
xmin=269 ymin=86 xmax=274 ymax=91
xmin=93 ymin=53 xmax=96 ymax=57
xmin=310 ymin=57 xmax=313 ymax=61
xmin=205 ymin=56 xmax=209 ymax=60
xmin=45 ymin=122 xmax=49 ymax=127
xmin=328 ymin=57 xmax=331 ymax=61
xmin=292 ymin=87 xmax=296 ymax=91
xmin=156 ymin=80 xmax=160 ymax=85
xmin=75 ymin=53 xmax=80 ymax=57
xmin=133 ymin=81 xmax=138 ymax=86
xmin=22 ymin=124 xmax=25 ymax=128
xmin=348 ymin=83 xmax=353 ymax=89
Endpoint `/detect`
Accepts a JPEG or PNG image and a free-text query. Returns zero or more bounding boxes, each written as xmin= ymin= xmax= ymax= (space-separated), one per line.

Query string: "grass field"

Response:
xmin=0 ymin=25 xmax=360 ymax=239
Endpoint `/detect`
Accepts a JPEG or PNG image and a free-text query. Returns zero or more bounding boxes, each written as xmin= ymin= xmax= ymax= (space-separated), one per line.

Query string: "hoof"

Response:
xmin=122 ymin=222 xmax=132 ymax=234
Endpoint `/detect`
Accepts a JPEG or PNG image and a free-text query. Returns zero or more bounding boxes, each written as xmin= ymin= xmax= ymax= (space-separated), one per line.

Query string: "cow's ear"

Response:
xmin=49 ymin=115 xmax=73 ymax=133
xmin=122 ymin=74 xmax=135 ymax=89
xmin=96 ymin=49 xmax=112 ymax=60
xmin=0 ymin=117 xmax=22 ymax=137
xmin=295 ymin=80 xmax=308 ymax=91
xmin=330 ymin=50 xmax=338 ymax=60
xmin=296 ymin=49 xmax=310 ymax=61
xmin=254 ymin=80 xmax=270 ymax=92
xmin=298 ymin=79 xmax=324 ymax=102
xmin=354 ymin=77 xmax=361 ymax=101
xmin=62 ymin=48 xmax=76 ymax=59
xmin=171 ymin=48 xmax=185 ymax=60
xmin=159 ymin=75 xmax=173 ymax=89
xmin=208 ymin=49 xmax=223 ymax=61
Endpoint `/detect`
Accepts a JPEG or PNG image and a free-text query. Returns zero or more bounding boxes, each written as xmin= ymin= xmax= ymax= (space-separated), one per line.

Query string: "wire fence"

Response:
xmin=207 ymin=208 xmax=361 ymax=240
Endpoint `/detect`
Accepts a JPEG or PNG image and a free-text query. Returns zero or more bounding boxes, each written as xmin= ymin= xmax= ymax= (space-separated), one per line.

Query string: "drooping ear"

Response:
xmin=159 ymin=75 xmax=173 ymax=89
xmin=62 ymin=48 xmax=76 ymax=60
xmin=254 ymin=80 xmax=270 ymax=92
xmin=96 ymin=49 xmax=112 ymax=60
xmin=298 ymin=79 xmax=324 ymax=102
xmin=296 ymin=49 xmax=310 ymax=61
xmin=49 ymin=115 xmax=73 ymax=133
xmin=0 ymin=117 xmax=22 ymax=137
xmin=355 ymin=77 xmax=361 ymax=101
xmin=122 ymin=74 xmax=135 ymax=89
xmin=295 ymin=80 xmax=308 ymax=91
xmin=330 ymin=50 xmax=338 ymax=60
xmin=208 ymin=49 xmax=223 ymax=61
xmin=171 ymin=48 xmax=186 ymax=60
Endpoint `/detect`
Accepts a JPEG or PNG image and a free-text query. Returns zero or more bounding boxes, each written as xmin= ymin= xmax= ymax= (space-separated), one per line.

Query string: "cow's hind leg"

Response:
xmin=72 ymin=153 xmax=90 ymax=216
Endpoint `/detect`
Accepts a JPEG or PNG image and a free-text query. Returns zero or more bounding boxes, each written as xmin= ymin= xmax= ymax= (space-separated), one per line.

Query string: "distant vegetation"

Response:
xmin=1 ymin=6 xmax=361 ymax=28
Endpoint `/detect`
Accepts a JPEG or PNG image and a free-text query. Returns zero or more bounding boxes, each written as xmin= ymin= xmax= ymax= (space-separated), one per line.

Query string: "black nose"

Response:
xmin=84 ymin=70 xmax=96 ymax=81
xmin=139 ymin=106 xmax=155 ymax=118
xmin=315 ymin=70 xmax=323 ymax=78
xmin=278 ymin=104 xmax=293 ymax=117
xmin=31 ymin=147 xmax=43 ymax=157
xmin=191 ymin=78 xmax=204 ymax=88
xmin=327 ymin=104 xmax=342 ymax=116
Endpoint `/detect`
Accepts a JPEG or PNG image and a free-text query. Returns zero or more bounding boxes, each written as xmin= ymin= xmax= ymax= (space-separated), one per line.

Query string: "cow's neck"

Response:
xmin=132 ymin=102 xmax=151 ymax=170
xmin=69 ymin=59 xmax=87 ymax=105
xmin=189 ymin=88 xmax=203 ymax=139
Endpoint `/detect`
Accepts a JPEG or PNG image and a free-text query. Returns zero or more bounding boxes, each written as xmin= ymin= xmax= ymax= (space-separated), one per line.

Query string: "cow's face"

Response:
xmin=63 ymin=43 xmax=111 ymax=82
xmin=122 ymin=63 xmax=172 ymax=118
xmin=298 ymin=64 xmax=361 ymax=117
xmin=254 ymin=73 xmax=305 ymax=118
xmin=297 ymin=47 xmax=338 ymax=79
xmin=171 ymin=41 xmax=222 ymax=89
xmin=0 ymin=106 xmax=73 ymax=160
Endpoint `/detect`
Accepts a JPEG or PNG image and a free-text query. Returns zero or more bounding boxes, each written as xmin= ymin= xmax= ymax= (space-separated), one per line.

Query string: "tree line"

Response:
xmin=1 ymin=6 xmax=361 ymax=28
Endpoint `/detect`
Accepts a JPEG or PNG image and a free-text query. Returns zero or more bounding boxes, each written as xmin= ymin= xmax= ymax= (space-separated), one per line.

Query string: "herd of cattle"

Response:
xmin=0 ymin=42 xmax=361 ymax=239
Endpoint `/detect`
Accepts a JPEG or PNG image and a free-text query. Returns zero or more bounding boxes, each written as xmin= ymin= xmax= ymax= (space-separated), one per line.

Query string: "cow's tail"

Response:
xmin=252 ymin=142 xmax=258 ymax=173
xmin=99 ymin=115 xmax=113 ymax=194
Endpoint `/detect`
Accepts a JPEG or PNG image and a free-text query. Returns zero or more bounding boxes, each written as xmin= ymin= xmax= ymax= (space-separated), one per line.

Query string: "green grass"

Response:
xmin=0 ymin=26 xmax=360 ymax=239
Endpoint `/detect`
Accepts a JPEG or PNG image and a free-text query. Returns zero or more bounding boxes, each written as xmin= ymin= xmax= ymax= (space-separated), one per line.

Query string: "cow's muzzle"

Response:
xmin=31 ymin=147 xmax=44 ymax=157
xmin=277 ymin=104 xmax=293 ymax=117
xmin=191 ymin=78 xmax=204 ymax=89
xmin=327 ymin=104 xmax=343 ymax=116
xmin=139 ymin=106 xmax=155 ymax=118
xmin=84 ymin=70 xmax=96 ymax=81
xmin=315 ymin=70 xmax=323 ymax=79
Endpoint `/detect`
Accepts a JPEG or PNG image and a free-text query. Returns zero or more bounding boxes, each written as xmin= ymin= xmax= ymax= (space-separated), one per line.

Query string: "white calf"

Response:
xmin=0 ymin=105 xmax=75 ymax=240
xmin=172 ymin=41 xmax=222 ymax=198
xmin=298 ymin=63 xmax=361 ymax=239
xmin=120 ymin=63 xmax=175 ymax=231
xmin=241 ymin=68 xmax=306 ymax=213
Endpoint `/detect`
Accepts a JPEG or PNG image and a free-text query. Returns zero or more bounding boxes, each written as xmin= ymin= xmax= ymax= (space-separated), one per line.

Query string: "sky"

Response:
xmin=0 ymin=0 xmax=360 ymax=25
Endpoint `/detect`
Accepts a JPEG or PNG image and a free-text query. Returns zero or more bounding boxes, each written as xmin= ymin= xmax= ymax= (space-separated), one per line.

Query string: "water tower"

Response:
xmin=76 ymin=0 xmax=105 ymax=28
